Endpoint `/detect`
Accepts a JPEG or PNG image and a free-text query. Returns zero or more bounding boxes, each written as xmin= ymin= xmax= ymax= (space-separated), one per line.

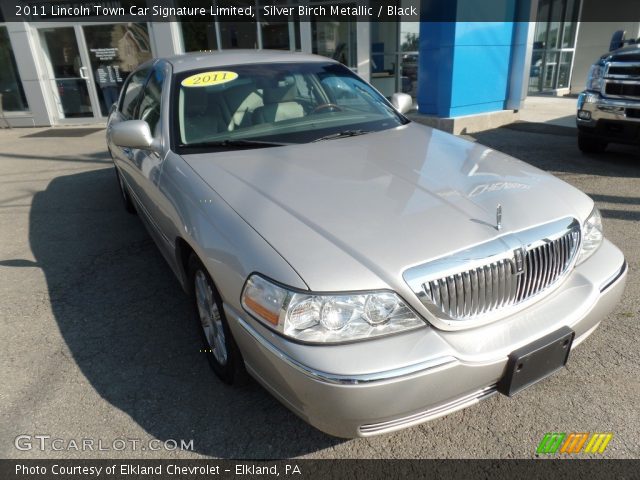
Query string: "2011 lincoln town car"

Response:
xmin=106 ymin=51 xmax=627 ymax=438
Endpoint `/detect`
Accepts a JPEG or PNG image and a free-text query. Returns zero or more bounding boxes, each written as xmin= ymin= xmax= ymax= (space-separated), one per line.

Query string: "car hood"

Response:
xmin=182 ymin=123 xmax=592 ymax=293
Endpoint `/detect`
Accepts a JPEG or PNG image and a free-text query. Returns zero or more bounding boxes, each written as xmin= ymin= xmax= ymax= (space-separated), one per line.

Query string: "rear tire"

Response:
xmin=188 ymin=254 xmax=246 ymax=385
xmin=578 ymin=133 xmax=607 ymax=154
xmin=114 ymin=167 xmax=136 ymax=214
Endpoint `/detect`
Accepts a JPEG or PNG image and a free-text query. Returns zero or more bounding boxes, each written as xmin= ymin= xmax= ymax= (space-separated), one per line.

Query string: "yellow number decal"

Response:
xmin=181 ymin=71 xmax=238 ymax=87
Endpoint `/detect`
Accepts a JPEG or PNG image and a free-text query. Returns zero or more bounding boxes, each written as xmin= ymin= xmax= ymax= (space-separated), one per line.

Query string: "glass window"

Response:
xmin=83 ymin=23 xmax=152 ymax=116
xmin=136 ymin=67 xmax=164 ymax=135
xmin=218 ymin=0 xmax=258 ymax=48
xmin=0 ymin=27 xmax=29 ymax=112
xmin=400 ymin=22 xmax=420 ymax=98
xmin=182 ymin=22 xmax=218 ymax=52
xmin=177 ymin=0 xmax=217 ymax=52
xmin=120 ymin=67 xmax=150 ymax=119
xmin=312 ymin=18 xmax=357 ymax=68
xmin=174 ymin=62 xmax=407 ymax=149
xmin=557 ymin=51 xmax=573 ymax=88
xmin=257 ymin=0 xmax=291 ymax=50
xmin=529 ymin=0 xmax=579 ymax=93
xmin=370 ymin=3 xmax=420 ymax=100
xmin=561 ymin=0 xmax=579 ymax=48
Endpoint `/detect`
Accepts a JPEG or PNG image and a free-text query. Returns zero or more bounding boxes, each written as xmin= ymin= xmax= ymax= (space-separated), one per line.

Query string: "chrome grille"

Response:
xmin=603 ymin=62 xmax=640 ymax=100
xmin=402 ymin=217 xmax=581 ymax=326
xmin=423 ymin=230 xmax=579 ymax=320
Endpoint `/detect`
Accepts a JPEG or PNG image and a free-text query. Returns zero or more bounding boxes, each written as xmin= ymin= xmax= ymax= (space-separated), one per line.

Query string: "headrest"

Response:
xmin=262 ymin=75 xmax=297 ymax=104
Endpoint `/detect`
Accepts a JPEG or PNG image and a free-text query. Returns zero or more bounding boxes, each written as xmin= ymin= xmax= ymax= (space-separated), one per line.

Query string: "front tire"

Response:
xmin=188 ymin=254 xmax=246 ymax=385
xmin=578 ymin=133 xmax=607 ymax=153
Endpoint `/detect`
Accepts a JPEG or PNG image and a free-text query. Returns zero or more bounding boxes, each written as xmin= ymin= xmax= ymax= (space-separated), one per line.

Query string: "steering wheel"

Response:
xmin=312 ymin=103 xmax=343 ymax=113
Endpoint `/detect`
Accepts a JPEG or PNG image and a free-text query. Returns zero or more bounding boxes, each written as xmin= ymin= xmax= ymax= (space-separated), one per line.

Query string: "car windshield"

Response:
xmin=173 ymin=62 xmax=408 ymax=150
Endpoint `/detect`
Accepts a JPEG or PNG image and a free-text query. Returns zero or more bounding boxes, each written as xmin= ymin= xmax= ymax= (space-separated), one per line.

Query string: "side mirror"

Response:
xmin=110 ymin=120 xmax=160 ymax=152
xmin=609 ymin=30 xmax=626 ymax=51
xmin=391 ymin=92 xmax=413 ymax=114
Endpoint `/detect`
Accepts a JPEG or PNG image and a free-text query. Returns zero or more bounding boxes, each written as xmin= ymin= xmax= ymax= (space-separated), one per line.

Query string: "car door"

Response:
xmin=108 ymin=65 xmax=152 ymax=193
xmin=124 ymin=64 xmax=176 ymax=259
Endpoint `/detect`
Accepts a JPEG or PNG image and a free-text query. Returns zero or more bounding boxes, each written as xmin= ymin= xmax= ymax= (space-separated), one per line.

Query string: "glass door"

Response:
xmin=37 ymin=24 xmax=153 ymax=123
xmin=82 ymin=24 xmax=152 ymax=116
xmin=38 ymin=27 xmax=97 ymax=121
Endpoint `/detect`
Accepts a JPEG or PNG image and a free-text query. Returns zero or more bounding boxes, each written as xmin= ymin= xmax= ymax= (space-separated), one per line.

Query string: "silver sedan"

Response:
xmin=107 ymin=50 xmax=627 ymax=438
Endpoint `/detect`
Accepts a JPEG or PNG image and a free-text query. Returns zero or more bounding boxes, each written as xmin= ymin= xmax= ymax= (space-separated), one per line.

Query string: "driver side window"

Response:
xmin=120 ymin=68 xmax=150 ymax=120
xmin=320 ymin=76 xmax=373 ymax=111
xmin=135 ymin=67 xmax=164 ymax=137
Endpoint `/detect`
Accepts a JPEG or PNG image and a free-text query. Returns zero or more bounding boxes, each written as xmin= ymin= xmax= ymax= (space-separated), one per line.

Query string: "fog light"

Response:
xmin=578 ymin=110 xmax=592 ymax=120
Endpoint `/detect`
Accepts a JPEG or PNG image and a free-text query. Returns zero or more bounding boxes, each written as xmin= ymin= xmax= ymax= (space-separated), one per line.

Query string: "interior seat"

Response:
xmin=252 ymin=78 xmax=305 ymax=124
xmin=214 ymin=81 xmax=263 ymax=131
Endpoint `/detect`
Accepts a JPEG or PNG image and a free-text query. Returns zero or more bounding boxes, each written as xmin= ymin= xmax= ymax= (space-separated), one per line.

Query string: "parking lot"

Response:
xmin=1 ymin=121 xmax=639 ymax=459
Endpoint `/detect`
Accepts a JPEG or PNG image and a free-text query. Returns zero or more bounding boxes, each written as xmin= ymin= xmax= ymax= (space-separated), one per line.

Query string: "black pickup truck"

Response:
xmin=577 ymin=31 xmax=640 ymax=153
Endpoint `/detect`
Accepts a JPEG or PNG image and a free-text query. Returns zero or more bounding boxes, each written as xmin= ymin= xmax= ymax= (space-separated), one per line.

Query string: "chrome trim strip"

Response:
xmin=359 ymin=385 xmax=497 ymax=435
xmin=236 ymin=316 xmax=457 ymax=386
xmin=599 ymin=261 xmax=627 ymax=293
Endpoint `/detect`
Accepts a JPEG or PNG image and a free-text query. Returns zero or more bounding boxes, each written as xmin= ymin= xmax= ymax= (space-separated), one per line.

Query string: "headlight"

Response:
xmin=241 ymin=275 xmax=426 ymax=343
xmin=577 ymin=207 xmax=603 ymax=264
xmin=586 ymin=63 xmax=605 ymax=92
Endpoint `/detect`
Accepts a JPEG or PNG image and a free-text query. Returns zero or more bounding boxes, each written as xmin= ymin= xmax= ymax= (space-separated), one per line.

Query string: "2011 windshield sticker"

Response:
xmin=181 ymin=71 xmax=238 ymax=87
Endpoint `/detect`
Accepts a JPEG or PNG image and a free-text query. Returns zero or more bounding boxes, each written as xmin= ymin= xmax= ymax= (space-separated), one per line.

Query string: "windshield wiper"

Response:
xmin=182 ymin=139 xmax=289 ymax=149
xmin=311 ymin=130 xmax=370 ymax=142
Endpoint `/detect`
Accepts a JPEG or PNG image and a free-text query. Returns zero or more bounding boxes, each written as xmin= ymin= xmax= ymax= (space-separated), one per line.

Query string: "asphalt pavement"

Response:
xmin=0 ymin=122 xmax=638 ymax=459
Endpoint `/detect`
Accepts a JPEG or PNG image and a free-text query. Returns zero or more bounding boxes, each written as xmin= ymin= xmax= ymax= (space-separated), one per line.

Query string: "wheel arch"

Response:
xmin=175 ymin=237 xmax=197 ymax=294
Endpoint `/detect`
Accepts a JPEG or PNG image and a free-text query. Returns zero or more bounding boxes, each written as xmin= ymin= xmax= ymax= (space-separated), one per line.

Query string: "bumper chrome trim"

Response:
xmin=359 ymin=385 xmax=497 ymax=435
xmin=577 ymin=92 xmax=640 ymax=124
xmin=236 ymin=316 xmax=457 ymax=385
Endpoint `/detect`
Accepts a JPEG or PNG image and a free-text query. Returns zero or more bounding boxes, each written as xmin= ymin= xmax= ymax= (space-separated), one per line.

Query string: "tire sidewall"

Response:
xmin=188 ymin=255 xmax=242 ymax=384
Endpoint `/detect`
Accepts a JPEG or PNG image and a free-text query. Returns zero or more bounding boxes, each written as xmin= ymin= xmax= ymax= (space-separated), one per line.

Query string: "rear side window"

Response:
xmin=120 ymin=67 xmax=150 ymax=119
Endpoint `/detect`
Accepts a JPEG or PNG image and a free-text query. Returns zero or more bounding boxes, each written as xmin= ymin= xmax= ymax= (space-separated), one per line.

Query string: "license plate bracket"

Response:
xmin=498 ymin=326 xmax=575 ymax=397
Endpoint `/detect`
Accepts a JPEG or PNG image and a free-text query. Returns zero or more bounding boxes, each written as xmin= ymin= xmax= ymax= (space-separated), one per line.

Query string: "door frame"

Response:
xmin=32 ymin=23 xmax=101 ymax=124
xmin=31 ymin=21 xmax=153 ymax=125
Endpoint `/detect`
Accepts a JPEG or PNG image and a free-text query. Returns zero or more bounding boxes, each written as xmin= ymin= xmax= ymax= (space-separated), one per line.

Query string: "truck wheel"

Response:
xmin=189 ymin=254 xmax=247 ymax=385
xmin=578 ymin=133 xmax=607 ymax=154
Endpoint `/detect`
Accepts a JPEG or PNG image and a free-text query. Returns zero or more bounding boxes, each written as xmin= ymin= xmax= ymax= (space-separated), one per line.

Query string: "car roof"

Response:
xmin=163 ymin=50 xmax=338 ymax=74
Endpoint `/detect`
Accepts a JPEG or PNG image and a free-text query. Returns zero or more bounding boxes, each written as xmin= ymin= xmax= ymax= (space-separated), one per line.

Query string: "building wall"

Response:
xmin=571 ymin=1 xmax=640 ymax=94
xmin=1 ymin=22 xmax=53 ymax=126
xmin=417 ymin=21 xmax=521 ymax=117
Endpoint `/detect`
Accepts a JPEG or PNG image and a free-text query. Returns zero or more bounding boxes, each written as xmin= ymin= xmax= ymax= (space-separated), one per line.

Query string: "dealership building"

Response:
xmin=0 ymin=0 xmax=638 ymax=128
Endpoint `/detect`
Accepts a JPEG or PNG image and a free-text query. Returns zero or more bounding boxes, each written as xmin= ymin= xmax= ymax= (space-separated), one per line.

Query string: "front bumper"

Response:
xmin=576 ymin=91 xmax=640 ymax=144
xmin=227 ymin=239 xmax=626 ymax=438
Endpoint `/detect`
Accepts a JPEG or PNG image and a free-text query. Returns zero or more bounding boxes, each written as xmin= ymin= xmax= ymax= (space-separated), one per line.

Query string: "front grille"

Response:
xmin=608 ymin=65 xmax=640 ymax=77
xmin=402 ymin=218 xmax=582 ymax=326
xmin=627 ymin=108 xmax=640 ymax=119
xmin=423 ymin=231 xmax=579 ymax=320
xmin=423 ymin=229 xmax=579 ymax=320
xmin=605 ymin=82 xmax=640 ymax=99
